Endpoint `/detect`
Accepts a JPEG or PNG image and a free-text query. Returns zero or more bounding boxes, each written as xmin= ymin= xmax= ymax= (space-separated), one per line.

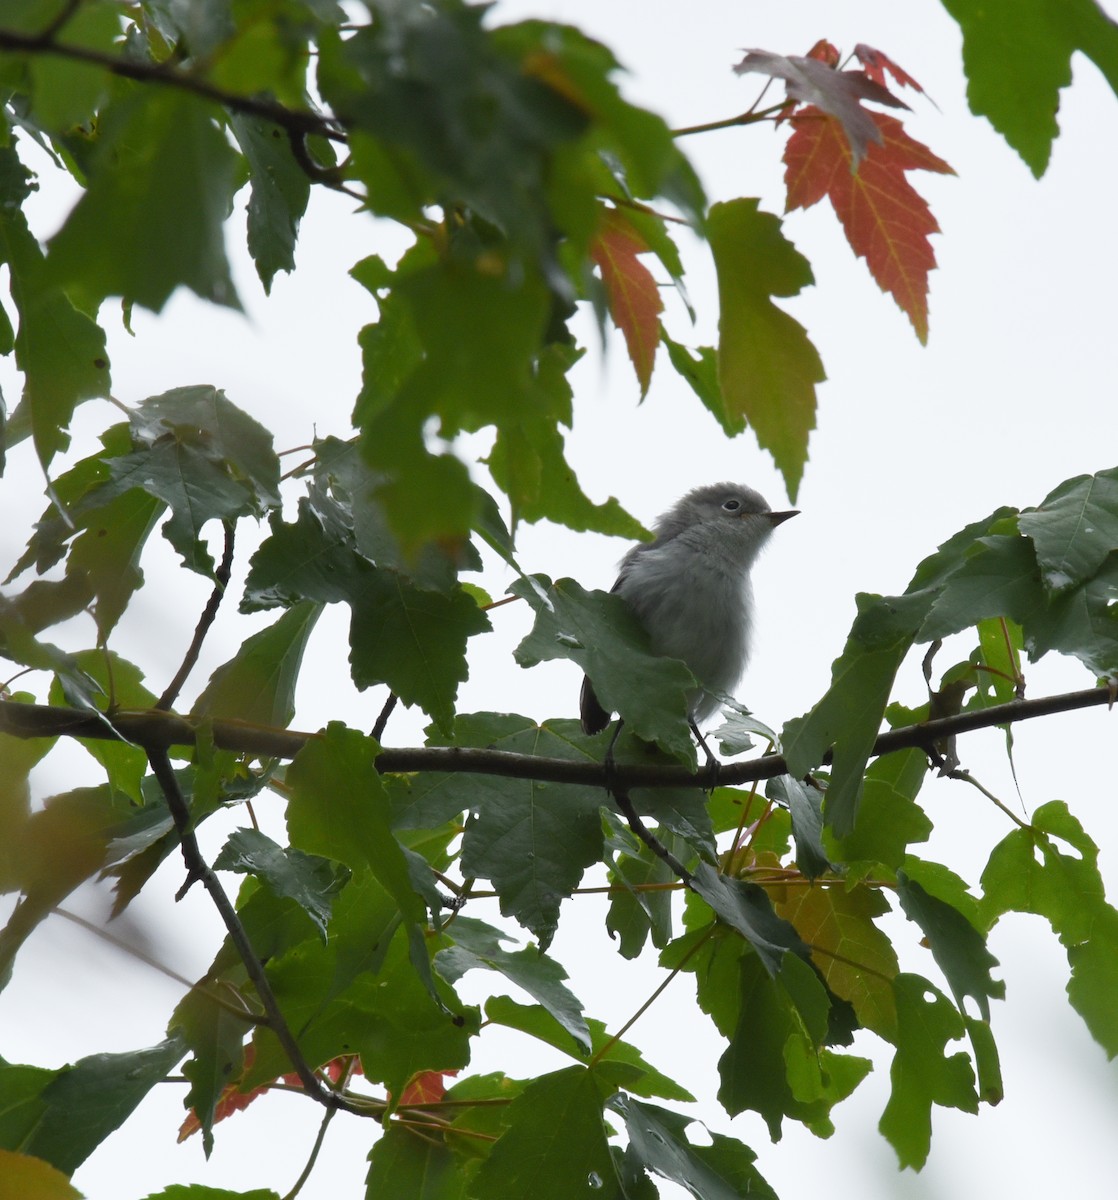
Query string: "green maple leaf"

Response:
xmin=707 ymin=198 xmax=824 ymax=501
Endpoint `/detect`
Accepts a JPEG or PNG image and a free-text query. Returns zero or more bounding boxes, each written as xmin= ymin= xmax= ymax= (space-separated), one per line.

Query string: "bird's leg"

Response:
xmin=603 ymin=723 xmax=693 ymax=882
xmin=690 ymin=720 xmax=720 ymax=790
xmin=603 ymin=718 xmax=625 ymax=792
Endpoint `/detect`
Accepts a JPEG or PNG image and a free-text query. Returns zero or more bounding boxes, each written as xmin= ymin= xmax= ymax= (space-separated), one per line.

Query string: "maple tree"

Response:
xmin=0 ymin=3 xmax=1116 ymax=1200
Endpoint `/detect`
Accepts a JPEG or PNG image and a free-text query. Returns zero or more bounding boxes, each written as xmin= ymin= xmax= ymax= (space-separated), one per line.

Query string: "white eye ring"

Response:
xmin=721 ymin=498 xmax=742 ymax=512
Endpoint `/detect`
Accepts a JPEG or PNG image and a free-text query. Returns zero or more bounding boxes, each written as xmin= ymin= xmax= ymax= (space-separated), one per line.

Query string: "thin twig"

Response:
xmin=389 ymin=1107 xmax=455 ymax=1132
xmin=561 ymin=881 xmax=683 ymax=897
xmin=396 ymin=1097 xmax=511 ymax=1114
xmin=590 ymin=926 xmax=712 ymax=1067
xmin=280 ymin=456 xmax=319 ymax=483
xmin=726 ymin=740 xmax=773 ymax=873
xmin=282 ymin=1105 xmax=338 ymax=1200
xmin=1000 ymin=617 xmax=1026 ymax=697
xmin=283 ymin=127 xmax=364 ymax=201
xmin=145 ymin=747 xmax=365 ymax=1117
xmin=371 ymin=693 xmax=398 ymax=742
xmin=611 ymin=786 xmax=693 ymax=882
xmin=481 ymin=594 xmax=522 ymax=612
xmin=385 ymin=1120 xmax=450 ymax=1149
xmin=156 ymin=521 xmax=236 ymax=711
xmin=608 ymin=196 xmax=692 ymax=227
xmin=747 ymin=874 xmax=856 ymax=889
xmin=0 ymin=666 xmax=35 ymax=691
xmin=941 ymin=767 xmax=1030 ymax=828
xmin=54 ymin=907 xmax=196 ymax=988
xmin=671 ymin=103 xmax=786 ymax=138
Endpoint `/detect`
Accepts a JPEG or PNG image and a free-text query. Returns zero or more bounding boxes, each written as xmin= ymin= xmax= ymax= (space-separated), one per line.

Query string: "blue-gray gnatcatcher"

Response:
xmin=580 ymin=483 xmax=798 ymax=734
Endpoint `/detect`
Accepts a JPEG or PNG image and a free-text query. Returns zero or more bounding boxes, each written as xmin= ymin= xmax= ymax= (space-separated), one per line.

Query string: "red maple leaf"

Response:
xmin=735 ymin=47 xmax=908 ymax=168
xmin=398 ymin=1068 xmax=458 ymax=1107
xmin=805 ymin=38 xmax=840 ymax=67
xmin=177 ymin=1078 xmax=261 ymax=1142
xmin=784 ymin=108 xmax=954 ymax=342
xmin=177 ymin=1051 xmax=361 ymax=1142
xmin=589 ymin=206 xmax=664 ymax=396
xmin=853 ymin=44 xmax=927 ymax=95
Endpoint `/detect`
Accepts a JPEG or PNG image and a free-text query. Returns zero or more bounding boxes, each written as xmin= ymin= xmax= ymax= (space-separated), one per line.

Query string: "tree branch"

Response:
xmin=35 ymin=0 xmax=83 ymax=43
xmin=146 ymin=747 xmax=366 ymax=1118
xmin=0 ymin=25 xmax=346 ymax=142
xmin=1 ymin=683 xmax=1113 ymax=788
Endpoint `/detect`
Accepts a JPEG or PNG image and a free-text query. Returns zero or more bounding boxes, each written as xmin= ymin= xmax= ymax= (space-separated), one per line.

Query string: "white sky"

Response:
xmin=2 ymin=1 xmax=1117 ymax=1197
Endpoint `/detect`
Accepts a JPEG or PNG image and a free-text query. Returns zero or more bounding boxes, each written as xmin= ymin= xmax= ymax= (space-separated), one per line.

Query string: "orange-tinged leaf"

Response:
xmin=775 ymin=883 xmax=900 ymax=1039
xmin=784 ymin=108 xmax=954 ymax=342
xmin=177 ymin=1078 xmax=262 ymax=1143
xmin=177 ymin=1051 xmax=360 ymax=1141
xmin=590 ymin=206 xmax=664 ymax=396
xmin=853 ymin=43 xmax=928 ymax=95
xmin=0 ymin=1150 xmax=82 ymax=1200
xmin=398 ymin=1068 xmax=458 ymax=1107
xmin=520 ymin=50 xmax=594 ymax=115
xmin=805 ymin=39 xmax=840 ymax=66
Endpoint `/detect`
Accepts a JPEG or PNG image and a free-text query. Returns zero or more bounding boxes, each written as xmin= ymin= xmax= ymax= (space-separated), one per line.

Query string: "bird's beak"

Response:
xmin=766 ymin=510 xmax=799 ymax=527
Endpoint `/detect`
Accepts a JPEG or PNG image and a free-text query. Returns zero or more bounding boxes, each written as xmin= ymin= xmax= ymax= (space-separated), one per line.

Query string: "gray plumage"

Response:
xmin=580 ymin=483 xmax=797 ymax=733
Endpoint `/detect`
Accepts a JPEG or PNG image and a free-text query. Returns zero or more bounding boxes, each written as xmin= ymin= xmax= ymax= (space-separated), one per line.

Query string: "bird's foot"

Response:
xmin=690 ymin=721 xmax=721 ymax=791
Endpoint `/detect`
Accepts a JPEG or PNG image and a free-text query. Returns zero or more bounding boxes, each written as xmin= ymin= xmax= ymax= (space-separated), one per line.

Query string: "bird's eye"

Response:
xmin=721 ymin=498 xmax=741 ymax=512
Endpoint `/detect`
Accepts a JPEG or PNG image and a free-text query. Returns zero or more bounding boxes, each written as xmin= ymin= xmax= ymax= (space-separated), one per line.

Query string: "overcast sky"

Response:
xmin=2 ymin=1 xmax=1117 ymax=1197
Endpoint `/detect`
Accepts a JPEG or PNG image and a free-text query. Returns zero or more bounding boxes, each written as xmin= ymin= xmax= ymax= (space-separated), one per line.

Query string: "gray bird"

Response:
xmin=580 ymin=483 xmax=797 ymax=735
